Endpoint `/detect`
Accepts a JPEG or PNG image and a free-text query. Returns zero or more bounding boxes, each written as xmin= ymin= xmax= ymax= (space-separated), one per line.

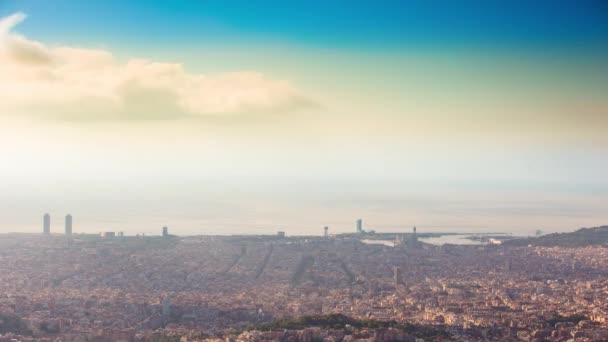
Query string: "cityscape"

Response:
xmin=2 ymin=1 xmax=608 ymax=341
xmin=0 ymin=216 xmax=607 ymax=341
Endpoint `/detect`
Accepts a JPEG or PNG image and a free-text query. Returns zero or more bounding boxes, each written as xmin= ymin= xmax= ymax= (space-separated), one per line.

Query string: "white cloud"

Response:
xmin=0 ymin=12 xmax=25 ymax=35
xmin=0 ymin=12 xmax=314 ymax=121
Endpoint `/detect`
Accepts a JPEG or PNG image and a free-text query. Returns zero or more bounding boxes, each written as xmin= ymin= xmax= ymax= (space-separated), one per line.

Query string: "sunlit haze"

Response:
xmin=1 ymin=1 xmax=607 ymax=236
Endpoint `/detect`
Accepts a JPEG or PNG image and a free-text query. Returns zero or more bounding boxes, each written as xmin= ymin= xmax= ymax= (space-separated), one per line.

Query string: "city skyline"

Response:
xmin=1 ymin=3 xmax=608 ymax=341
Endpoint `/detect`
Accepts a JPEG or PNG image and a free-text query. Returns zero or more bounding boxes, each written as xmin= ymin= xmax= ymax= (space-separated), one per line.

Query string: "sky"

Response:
xmin=0 ymin=1 xmax=607 ymax=235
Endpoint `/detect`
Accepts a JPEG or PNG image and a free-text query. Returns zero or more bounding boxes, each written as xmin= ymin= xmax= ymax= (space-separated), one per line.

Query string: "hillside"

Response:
xmin=248 ymin=313 xmax=450 ymax=340
xmin=504 ymin=226 xmax=608 ymax=247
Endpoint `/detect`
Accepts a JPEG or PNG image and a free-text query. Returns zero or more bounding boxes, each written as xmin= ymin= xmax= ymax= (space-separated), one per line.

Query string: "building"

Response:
xmin=103 ymin=232 xmax=116 ymax=238
xmin=356 ymin=219 xmax=363 ymax=234
xmin=324 ymin=226 xmax=328 ymax=238
xmin=277 ymin=231 xmax=285 ymax=238
xmin=394 ymin=267 xmax=402 ymax=286
xmin=408 ymin=226 xmax=418 ymax=248
xmin=395 ymin=234 xmax=404 ymax=246
xmin=65 ymin=214 xmax=72 ymax=236
xmin=43 ymin=213 xmax=50 ymax=235
xmin=162 ymin=297 xmax=172 ymax=318
xmin=162 ymin=226 xmax=169 ymax=237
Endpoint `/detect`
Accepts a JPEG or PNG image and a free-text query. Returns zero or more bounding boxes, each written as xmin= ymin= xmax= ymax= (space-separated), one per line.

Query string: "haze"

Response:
xmin=1 ymin=1 xmax=607 ymax=235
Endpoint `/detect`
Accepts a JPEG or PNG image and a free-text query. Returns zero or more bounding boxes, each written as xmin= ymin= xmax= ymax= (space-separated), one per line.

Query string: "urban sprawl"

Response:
xmin=0 ymin=216 xmax=607 ymax=341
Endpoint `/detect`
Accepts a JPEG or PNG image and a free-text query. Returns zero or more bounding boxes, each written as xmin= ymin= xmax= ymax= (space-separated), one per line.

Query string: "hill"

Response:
xmin=248 ymin=313 xmax=450 ymax=340
xmin=504 ymin=226 xmax=608 ymax=247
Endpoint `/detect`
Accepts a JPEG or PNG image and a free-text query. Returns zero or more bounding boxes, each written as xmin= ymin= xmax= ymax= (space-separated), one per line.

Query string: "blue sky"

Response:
xmin=0 ymin=1 xmax=607 ymax=234
xmin=2 ymin=0 xmax=607 ymax=50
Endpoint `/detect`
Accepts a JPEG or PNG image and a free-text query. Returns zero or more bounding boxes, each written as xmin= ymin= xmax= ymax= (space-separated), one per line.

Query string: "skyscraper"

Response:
xmin=162 ymin=297 xmax=171 ymax=318
xmin=324 ymin=226 xmax=328 ymax=238
xmin=162 ymin=226 xmax=169 ymax=237
xmin=394 ymin=266 xmax=402 ymax=287
xmin=356 ymin=219 xmax=362 ymax=233
xmin=43 ymin=213 xmax=50 ymax=235
xmin=65 ymin=214 xmax=72 ymax=236
xmin=408 ymin=226 xmax=418 ymax=248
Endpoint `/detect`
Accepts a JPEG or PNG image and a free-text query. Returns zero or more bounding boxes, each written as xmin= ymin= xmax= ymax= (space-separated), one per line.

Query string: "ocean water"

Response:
xmin=1 ymin=181 xmax=606 ymax=236
xmin=418 ymin=235 xmax=485 ymax=245
xmin=363 ymin=235 xmax=486 ymax=246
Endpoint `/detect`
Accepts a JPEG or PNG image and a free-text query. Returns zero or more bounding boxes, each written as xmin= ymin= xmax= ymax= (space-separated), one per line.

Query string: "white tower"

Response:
xmin=43 ymin=213 xmax=51 ymax=235
xmin=65 ymin=214 xmax=72 ymax=236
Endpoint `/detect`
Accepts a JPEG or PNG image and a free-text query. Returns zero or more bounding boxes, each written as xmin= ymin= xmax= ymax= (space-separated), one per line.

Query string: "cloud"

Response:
xmin=0 ymin=12 xmax=315 ymax=121
xmin=0 ymin=12 xmax=26 ymax=35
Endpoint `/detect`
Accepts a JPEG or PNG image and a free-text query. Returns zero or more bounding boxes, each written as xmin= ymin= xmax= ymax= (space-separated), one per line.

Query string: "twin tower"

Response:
xmin=43 ymin=213 xmax=72 ymax=236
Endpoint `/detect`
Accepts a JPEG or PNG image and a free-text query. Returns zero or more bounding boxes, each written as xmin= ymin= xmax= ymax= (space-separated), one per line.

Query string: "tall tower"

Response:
xmin=394 ymin=266 xmax=402 ymax=287
xmin=65 ymin=214 xmax=72 ymax=236
xmin=356 ymin=219 xmax=363 ymax=234
xmin=408 ymin=226 xmax=418 ymax=248
xmin=324 ymin=226 xmax=328 ymax=238
xmin=162 ymin=226 xmax=169 ymax=237
xmin=162 ymin=296 xmax=172 ymax=318
xmin=43 ymin=213 xmax=51 ymax=235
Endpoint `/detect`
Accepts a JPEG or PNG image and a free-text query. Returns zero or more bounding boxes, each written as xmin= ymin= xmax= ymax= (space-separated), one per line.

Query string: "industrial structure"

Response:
xmin=65 ymin=214 xmax=72 ymax=236
xmin=162 ymin=296 xmax=172 ymax=323
xmin=394 ymin=266 xmax=402 ymax=286
xmin=408 ymin=226 xmax=418 ymax=248
xmin=43 ymin=213 xmax=50 ymax=235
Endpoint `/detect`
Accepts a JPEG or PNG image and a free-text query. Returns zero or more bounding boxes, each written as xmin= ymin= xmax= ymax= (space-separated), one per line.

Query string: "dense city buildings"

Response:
xmin=0 ymin=228 xmax=607 ymax=341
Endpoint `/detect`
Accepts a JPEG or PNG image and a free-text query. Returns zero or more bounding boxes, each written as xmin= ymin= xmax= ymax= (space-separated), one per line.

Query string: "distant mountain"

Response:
xmin=504 ymin=226 xmax=608 ymax=247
